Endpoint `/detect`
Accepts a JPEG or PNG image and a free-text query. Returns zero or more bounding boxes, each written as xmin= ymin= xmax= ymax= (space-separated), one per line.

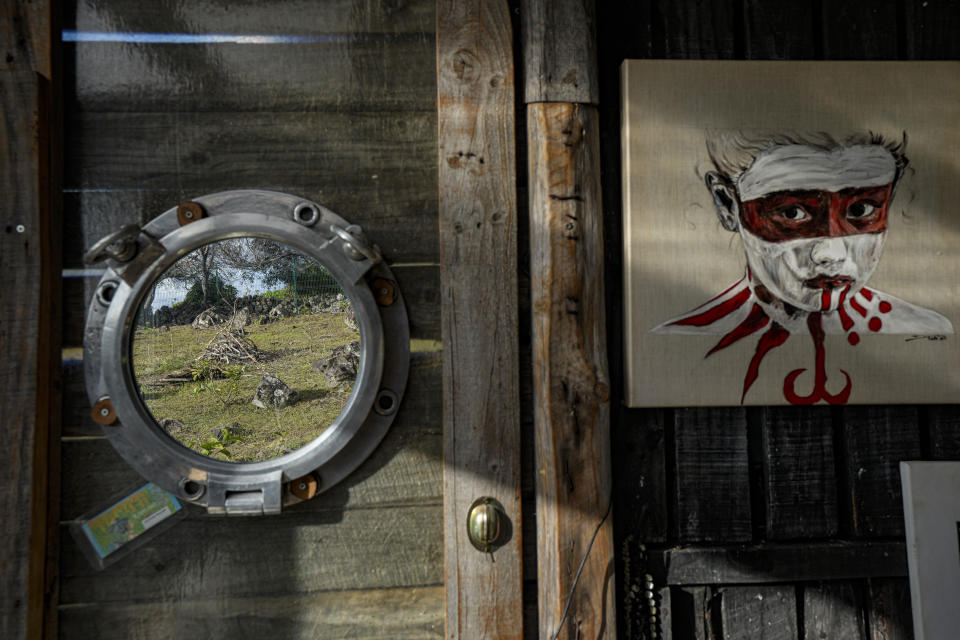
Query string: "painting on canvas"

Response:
xmin=622 ymin=61 xmax=960 ymax=406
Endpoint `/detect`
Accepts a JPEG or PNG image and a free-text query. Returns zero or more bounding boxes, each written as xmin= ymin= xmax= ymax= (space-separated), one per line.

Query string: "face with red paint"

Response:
xmin=707 ymin=144 xmax=899 ymax=312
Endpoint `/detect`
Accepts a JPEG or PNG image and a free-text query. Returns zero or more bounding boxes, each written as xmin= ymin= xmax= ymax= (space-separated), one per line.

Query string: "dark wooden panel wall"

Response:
xmin=598 ymin=0 xmax=960 ymax=638
xmin=58 ymin=1 xmax=443 ymax=638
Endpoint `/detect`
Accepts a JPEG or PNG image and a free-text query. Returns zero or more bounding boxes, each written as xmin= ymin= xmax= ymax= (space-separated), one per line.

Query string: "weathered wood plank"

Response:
xmin=927 ymin=405 xmax=960 ymax=460
xmin=650 ymin=541 xmax=907 ymax=586
xmin=59 ymin=585 xmax=443 ymax=640
xmin=0 ymin=0 xmax=51 ymax=76
xmin=61 ymin=276 xmax=97 ymax=349
xmin=0 ymin=70 xmax=58 ymax=640
xmin=762 ymin=407 xmax=838 ymax=540
xmin=437 ymin=1 xmax=523 ymax=638
xmin=68 ymin=39 xmax=435 ymax=113
xmin=821 ymin=1 xmax=900 ymax=59
xmin=670 ymin=586 xmax=719 ymax=640
xmin=904 ymin=0 xmax=960 ymax=59
xmin=841 ymin=407 xmax=921 ymax=538
xmin=64 ymin=110 xmax=436 ymax=192
xmin=651 ymin=0 xmax=739 ymax=59
xmin=615 ymin=408 xmax=668 ymax=542
xmin=742 ymin=0 xmax=818 ymax=60
xmin=60 ymin=421 xmax=440 ymax=520
xmin=674 ymin=408 xmax=752 ymax=543
xmin=659 ymin=586 xmax=673 ymax=640
xmin=867 ymin=578 xmax=913 ymax=640
xmin=522 ymin=0 xmax=599 ymax=104
xmin=62 ymin=189 xmax=438 ymax=268
xmin=803 ymin=581 xmax=867 ymax=640
xmin=59 ymin=504 xmax=442 ymax=604
xmin=74 ymin=0 xmax=435 ymax=36
xmin=721 ymin=585 xmax=798 ymax=640
xmin=529 ymin=102 xmax=616 ymax=639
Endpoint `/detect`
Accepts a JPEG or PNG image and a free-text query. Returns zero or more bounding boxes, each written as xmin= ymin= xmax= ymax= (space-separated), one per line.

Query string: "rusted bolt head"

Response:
xmin=91 ymin=398 xmax=118 ymax=426
xmin=290 ymin=474 xmax=318 ymax=501
xmin=177 ymin=201 xmax=205 ymax=226
xmin=373 ymin=278 xmax=395 ymax=306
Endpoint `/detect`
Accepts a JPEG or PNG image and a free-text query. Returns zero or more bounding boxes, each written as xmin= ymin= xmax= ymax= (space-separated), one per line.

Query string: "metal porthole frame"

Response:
xmin=83 ymin=190 xmax=410 ymax=515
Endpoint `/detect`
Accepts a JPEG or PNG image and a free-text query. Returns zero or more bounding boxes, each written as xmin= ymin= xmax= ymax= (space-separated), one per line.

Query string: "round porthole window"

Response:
xmin=83 ymin=190 xmax=409 ymax=515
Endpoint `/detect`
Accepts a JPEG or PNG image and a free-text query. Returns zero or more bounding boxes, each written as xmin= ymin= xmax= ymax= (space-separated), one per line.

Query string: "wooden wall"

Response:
xmin=58 ymin=1 xmax=443 ymax=638
xmin=54 ymin=0 xmax=960 ymax=638
xmin=599 ymin=0 xmax=960 ymax=638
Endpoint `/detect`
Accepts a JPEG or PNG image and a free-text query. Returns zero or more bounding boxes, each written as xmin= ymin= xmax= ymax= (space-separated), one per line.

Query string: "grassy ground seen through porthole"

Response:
xmin=131 ymin=310 xmax=360 ymax=462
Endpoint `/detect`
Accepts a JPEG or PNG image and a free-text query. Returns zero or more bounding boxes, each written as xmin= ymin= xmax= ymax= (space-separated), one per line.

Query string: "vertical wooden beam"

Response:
xmin=522 ymin=0 xmax=599 ymax=104
xmin=0 ymin=71 xmax=57 ymax=640
xmin=525 ymin=2 xmax=615 ymax=636
xmin=2 ymin=2 xmax=59 ymax=638
xmin=437 ymin=2 xmax=523 ymax=638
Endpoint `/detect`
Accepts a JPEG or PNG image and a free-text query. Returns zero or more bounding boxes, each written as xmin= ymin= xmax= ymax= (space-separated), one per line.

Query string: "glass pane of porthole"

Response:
xmin=130 ymin=238 xmax=361 ymax=463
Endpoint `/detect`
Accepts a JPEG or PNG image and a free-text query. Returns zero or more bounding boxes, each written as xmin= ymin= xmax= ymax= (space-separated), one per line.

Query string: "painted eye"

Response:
xmin=848 ymin=201 xmax=877 ymax=218
xmin=779 ymin=206 xmax=809 ymax=222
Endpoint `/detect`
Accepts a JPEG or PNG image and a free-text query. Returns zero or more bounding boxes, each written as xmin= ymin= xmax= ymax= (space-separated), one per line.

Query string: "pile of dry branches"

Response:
xmin=198 ymin=329 xmax=266 ymax=366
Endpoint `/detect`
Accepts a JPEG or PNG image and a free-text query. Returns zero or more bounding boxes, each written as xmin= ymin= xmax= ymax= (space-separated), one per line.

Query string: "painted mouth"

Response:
xmin=803 ymin=275 xmax=854 ymax=290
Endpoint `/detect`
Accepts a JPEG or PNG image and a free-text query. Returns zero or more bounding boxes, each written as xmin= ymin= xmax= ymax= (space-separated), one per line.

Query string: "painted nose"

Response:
xmin=810 ymin=237 xmax=846 ymax=265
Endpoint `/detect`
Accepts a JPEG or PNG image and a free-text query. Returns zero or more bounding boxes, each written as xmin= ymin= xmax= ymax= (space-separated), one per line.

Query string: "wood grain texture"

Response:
xmin=437 ymin=1 xmax=523 ymax=638
xmin=670 ymin=586 xmax=719 ymax=640
xmin=67 ymin=0 xmax=436 ymax=113
xmin=674 ymin=408 xmax=752 ymax=543
xmin=867 ymin=579 xmax=913 ymax=640
xmin=62 ymin=189 xmax=438 ymax=268
xmin=74 ymin=0 xmax=435 ymax=36
xmin=650 ymin=541 xmax=907 ymax=586
xmin=60 ymin=586 xmax=443 ymax=640
xmin=68 ymin=40 xmax=435 ymax=113
xmin=61 ymin=417 xmax=440 ymax=521
xmin=821 ymin=0 xmax=900 ymax=59
xmin=903 ymin=0 xmax=960 ymax=59
xmin=64 ymin=110 xmax=436 ymax=192
xmin=742 ymin=0 xmax=818 ymax=60
xmin=650 ymin=0 xmax=739 ymax=59
xmin=0 ymin=0 xmax=51 ymax=75
xmin=0 ymin=70 xmax=58 ymax=640
xmin=762 ymin=407 xmax=838 ymax=540
xmin=721 ymin=585 xmax=798 ymax=640
xmin=927 ymin=405 xmax=960 ymax=459
xmin=803 ymin=582 xmax=867 ymax=640
xmin=614 ymin=408 xmax=668 ymax=542
xmin=841 ymin=407 xmax=921 ymax=538
xmin=529 ymin=102 xmax=616 ymax=639
xmin=59 ymin=505 xmax=442 ymax=604
xmin=522 ymin=0 xmax=599 ymax=104
xmin=659 ymin=586 xmax=673 ymax=640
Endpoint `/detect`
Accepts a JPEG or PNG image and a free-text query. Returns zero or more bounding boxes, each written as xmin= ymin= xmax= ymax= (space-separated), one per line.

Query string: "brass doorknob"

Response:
xmin=467 ymin=497 xmax=505 ymax=552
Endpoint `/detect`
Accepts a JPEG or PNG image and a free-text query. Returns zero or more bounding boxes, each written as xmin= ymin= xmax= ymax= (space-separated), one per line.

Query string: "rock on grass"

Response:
xmin=252 ymin=374 xmax=299 ymax=409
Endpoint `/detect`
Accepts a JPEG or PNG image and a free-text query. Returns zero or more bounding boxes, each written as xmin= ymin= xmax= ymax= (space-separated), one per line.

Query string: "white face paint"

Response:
xmin=737 ymin=144 xmax=897 ymax=200
xmin=739 ymin=228 xmax=886 ymax=312
xmin=733 ymin=144 xmax=897 ymax=312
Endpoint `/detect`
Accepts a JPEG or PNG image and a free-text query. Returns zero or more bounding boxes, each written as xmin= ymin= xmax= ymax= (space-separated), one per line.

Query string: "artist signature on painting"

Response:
xmin=905 ymin=335 xmax=947 ymax=342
